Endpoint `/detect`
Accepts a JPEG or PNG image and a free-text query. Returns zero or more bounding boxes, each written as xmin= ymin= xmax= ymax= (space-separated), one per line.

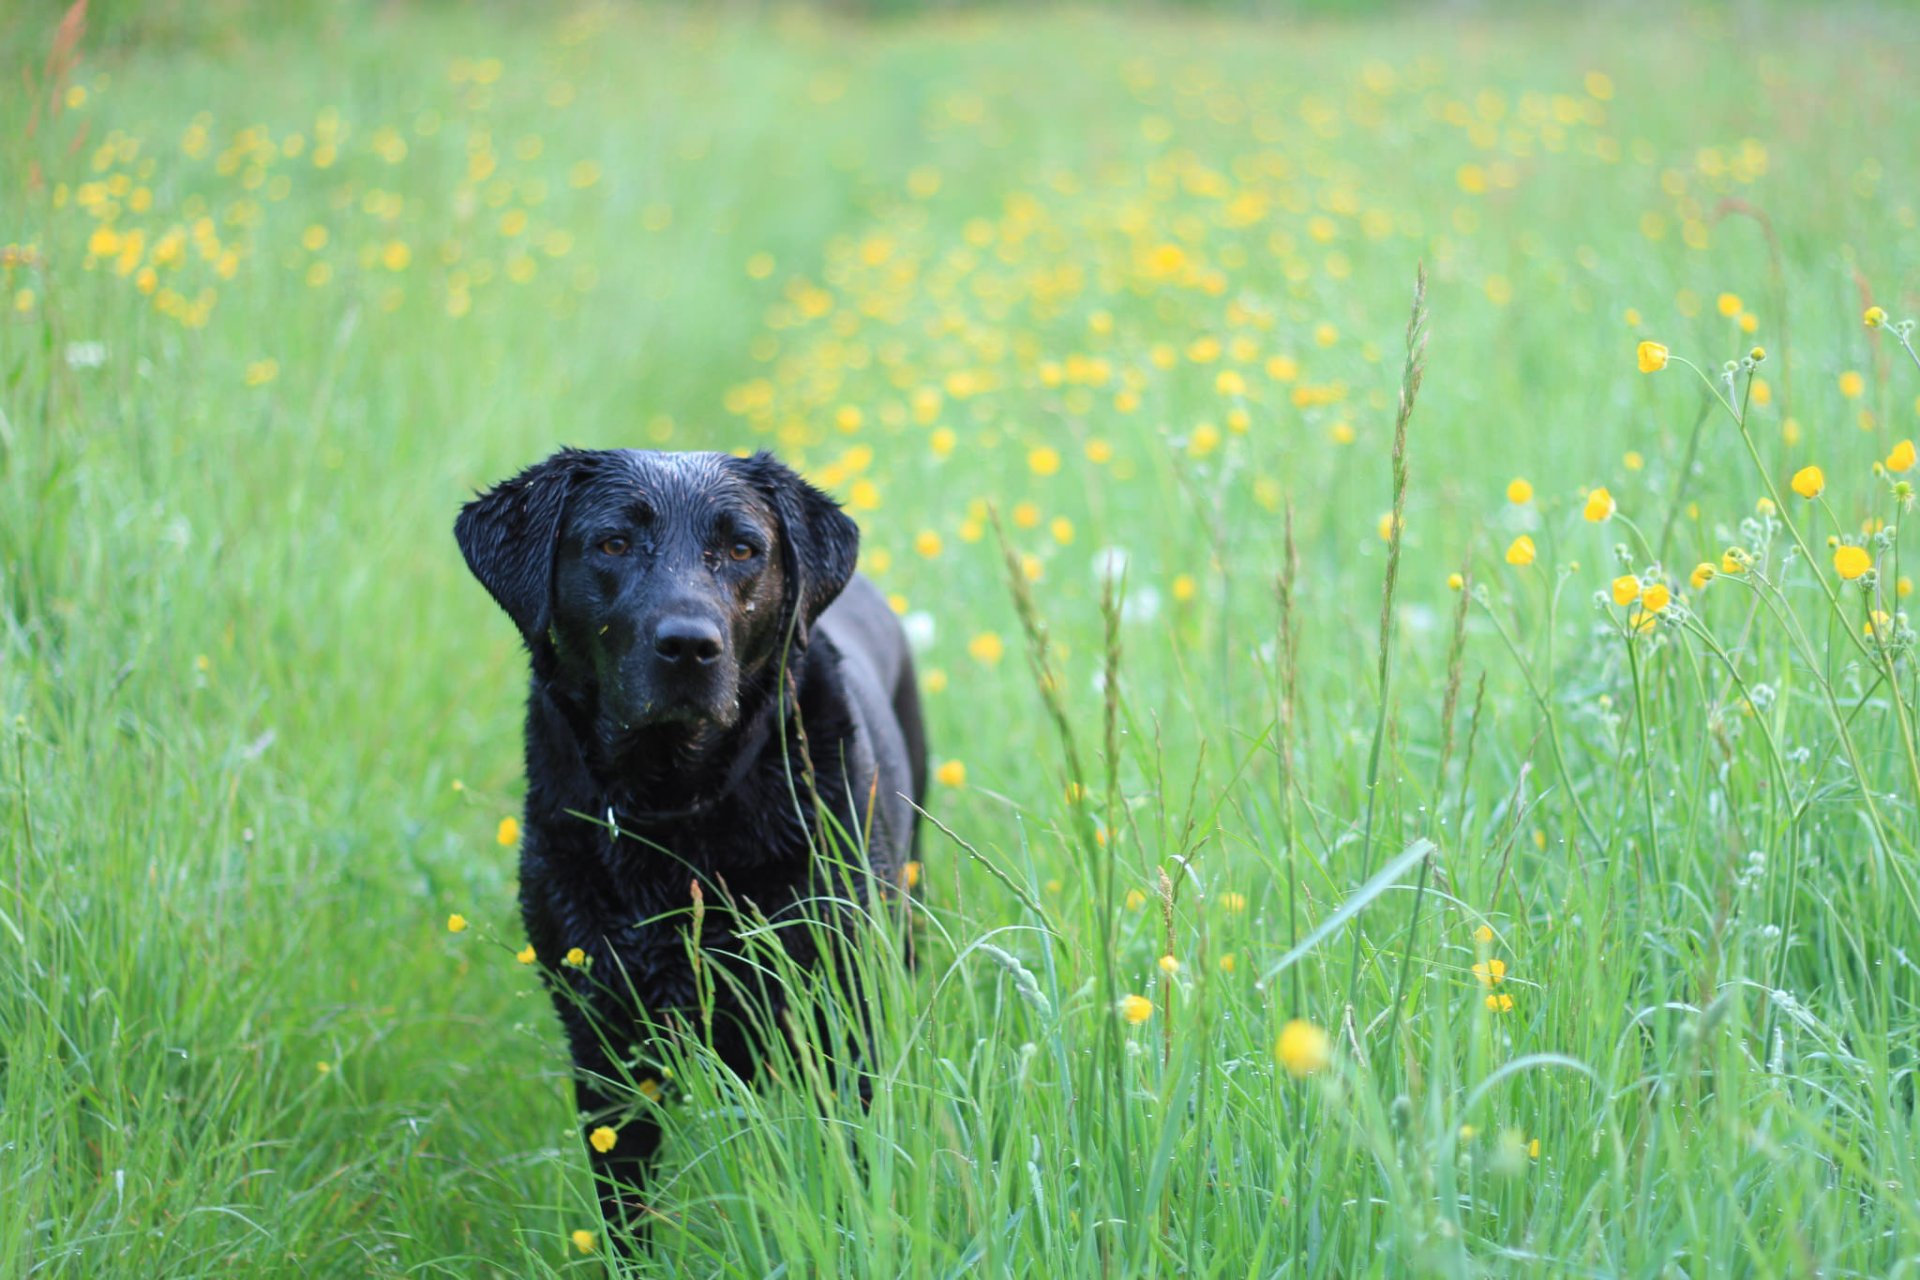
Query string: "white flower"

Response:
xmin=1398 ymin=603 xmax=1438 ymax=634
xmin=1121 ymin=586 xmax=1161 ymax=625
xmin=902 ymin=610 xmax=935 ymax=652
xmin=65 ymin=341 xmax=107 ymax=370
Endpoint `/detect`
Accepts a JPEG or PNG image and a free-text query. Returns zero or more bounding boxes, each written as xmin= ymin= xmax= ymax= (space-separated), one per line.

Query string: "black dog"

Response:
xmin=455 ymin=448 xmax=925 ymax=1235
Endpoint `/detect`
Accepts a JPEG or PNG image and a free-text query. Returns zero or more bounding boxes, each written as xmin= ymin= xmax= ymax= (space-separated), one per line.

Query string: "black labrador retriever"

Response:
xmin=455 ymin=447 xmax=925 ymax=1236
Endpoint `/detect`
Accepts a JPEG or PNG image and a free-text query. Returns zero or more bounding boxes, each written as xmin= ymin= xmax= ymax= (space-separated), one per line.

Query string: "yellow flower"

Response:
xmin=1866 ymin=610 xmax=1893 ymax=638
xmin=571 ymin=1229 xmax=596 ymax=1254
xmin=1583 ymin=487 xmax=1616 ymax=522
xmin=1888 ymin=440 xmax=1916 ymax=473
xmin=1865 ymin=306 xmax=1888 ymax=328
xmin=1624 ymin=451 xmax=1645 ymax=472
xmin=1628 ymin=607 xmax=1658 ymax=634
xmin=1125 ymin=888 xmax=1148 ymax=911
xmin=1721 ymin=549 xmax=1747 ymax=575
xmin=1506 ymin=478 xmax=1533 ymax=504
xmin=1218 ymin=953 xmax=1236 ymax=973
xmin=497 ymin=816 xmax=520 ymax=846
xmin=1641 ymin=582 xmax=1671 ymax=613
xmin=446 ymin=913 xmax=468 ymax=933
xmin=563 ymin=946 xmax=587 ymax=968
xmin=381 ymin=240 xmax=412 ymax=272
xmin=1171 ymin=573 xmax=1197 ymax=602
xmin=967 ymin=632 xmax=1004 ymax=665
xmin=1790 ymin=465 xmax=1825 ymax=499
xmin=1636 ymin=341 xmax=1669 ymax=373
xmin=1376 ymin=512 xmax=1402 ymax=542
xmin=1157 ymin=954 xmax=1181 ymax=974
xmin=914 ymin=529 xmax=943 ymax=558
xmin=244 ymin=359 xmax=280 ymax=388
xmin=1473 ymin=924 xmax=1495 ymax=944
xmin=1505 ymin=535 xmax=1536 ymax=567
xmin=1485 ymin=992 xmax=1515 ymax=1012
xmin=1472 ymin=958 xmax=1507 ymax=986
xmin=1447 ymin=572 xmax=1464 ymax=591
xmin=1689 ymin=563 xmax=1716 ymax=590
xmin=1028 ymin=446 xmax=1061 ymax=476
xmin=516 ymin=944 xmax=536 ymax=964
xmin=1118 ymin=994 xmax=1154 ymax=1024
xmin=1276 ymin=1019 xmax=1331 ymax=1078
xmin=1835 ymin=545 xmax=1872 ymax=580
xmin=1838 ymin=370 xmax=1865 ymax=399
xmin=903 ymin=860 xmax=921 ymax=889
xmin=589 ymin=1126 xmax=618 ymax=1153
xmin=1716 ymin=292 xmax=1741 ymax=317
xmin=935 ymin=760 xmax=967 ymax=787
xmin=1610 ymin=575 xmax=1641 ymax=606
xmin=1528 ymin=1137 xmax=1541 ymax=1159
xmin=1219 ymin=891 xmax=1248 ymax=912
xmin=638 ymin=1078 xmax=663 ymax=1102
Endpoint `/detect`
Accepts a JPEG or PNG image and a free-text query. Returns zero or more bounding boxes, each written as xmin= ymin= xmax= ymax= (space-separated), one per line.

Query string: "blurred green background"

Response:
xmin=4 ymin=1 xmax=1918 ymax=1275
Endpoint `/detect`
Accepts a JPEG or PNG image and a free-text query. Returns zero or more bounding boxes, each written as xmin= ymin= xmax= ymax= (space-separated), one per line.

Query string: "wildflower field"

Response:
xmin=6 ymin=1 xmax=1920 ymax=1274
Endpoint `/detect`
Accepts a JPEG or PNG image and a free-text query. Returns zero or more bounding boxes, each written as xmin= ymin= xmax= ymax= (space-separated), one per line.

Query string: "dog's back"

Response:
xmin=815 ymin=574 xmax=927 ymax=869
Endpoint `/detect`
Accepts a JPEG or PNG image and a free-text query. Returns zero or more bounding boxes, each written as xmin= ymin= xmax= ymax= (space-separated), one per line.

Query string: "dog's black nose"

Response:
xmin=653 ymin=616 xmax=725 ymax=666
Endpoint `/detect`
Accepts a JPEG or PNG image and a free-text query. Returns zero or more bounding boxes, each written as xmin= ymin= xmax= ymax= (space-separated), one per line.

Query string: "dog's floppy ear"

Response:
xmin=455 ymin=449 xmax=593 ymax=644
xmin=739 ymin=450 xmax=859 ymax=647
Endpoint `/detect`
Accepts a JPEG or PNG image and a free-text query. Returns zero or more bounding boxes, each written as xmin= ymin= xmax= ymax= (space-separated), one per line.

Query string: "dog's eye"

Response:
xmin=729 ymin=541 xmax=756 ymax=562
xmin=599 ymin=537 xmax=630 ymax=557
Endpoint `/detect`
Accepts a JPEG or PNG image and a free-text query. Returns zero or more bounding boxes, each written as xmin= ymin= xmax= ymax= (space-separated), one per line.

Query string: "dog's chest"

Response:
xmin=591 ymin=802 xmax=817 ymax=981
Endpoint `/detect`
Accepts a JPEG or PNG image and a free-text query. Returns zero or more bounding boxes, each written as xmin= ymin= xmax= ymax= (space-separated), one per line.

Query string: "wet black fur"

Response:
xmin=455 ymin=448 xmax=926 ymax=1241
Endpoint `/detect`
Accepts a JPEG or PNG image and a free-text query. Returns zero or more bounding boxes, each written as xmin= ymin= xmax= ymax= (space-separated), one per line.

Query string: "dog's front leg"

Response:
xmin=575 ymin=1074 xmax=663 ymax=1252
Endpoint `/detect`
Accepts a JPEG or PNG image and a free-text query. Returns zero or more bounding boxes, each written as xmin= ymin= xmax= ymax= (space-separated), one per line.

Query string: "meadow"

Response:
xmin=4 ymin=1 xmax=1920 ymax=1275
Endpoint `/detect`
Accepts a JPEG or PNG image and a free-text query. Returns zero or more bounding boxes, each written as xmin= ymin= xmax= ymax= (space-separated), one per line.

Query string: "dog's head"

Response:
xmin=456 ymin=449 xmax=858 ymax=742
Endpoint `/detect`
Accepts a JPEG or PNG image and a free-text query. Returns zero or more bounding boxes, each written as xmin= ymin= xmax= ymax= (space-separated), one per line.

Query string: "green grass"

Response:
xmin=5 ymin=2 xmax=1920 ymax=1275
